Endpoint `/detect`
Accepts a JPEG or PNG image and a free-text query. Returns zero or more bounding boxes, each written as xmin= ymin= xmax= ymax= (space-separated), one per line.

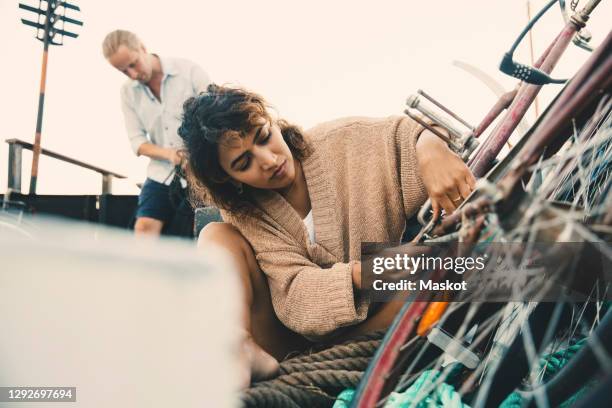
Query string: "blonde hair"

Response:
xmin=102 ymin=29 xmax=143 ymax=59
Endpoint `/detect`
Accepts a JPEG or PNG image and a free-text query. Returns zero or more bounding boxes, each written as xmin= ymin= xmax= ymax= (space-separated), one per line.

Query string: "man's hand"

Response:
xmin=167 ymin=148 xmax=185 ymax=166
xmin=416 ymin=129 xmax=476 ymax=219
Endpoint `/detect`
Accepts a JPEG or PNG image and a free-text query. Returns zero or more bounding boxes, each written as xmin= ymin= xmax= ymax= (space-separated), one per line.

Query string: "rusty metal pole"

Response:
xmin=20 ymin=0 xmax=82 ymax=194
xmin=28 ymin=2 xmax=53 ymax=195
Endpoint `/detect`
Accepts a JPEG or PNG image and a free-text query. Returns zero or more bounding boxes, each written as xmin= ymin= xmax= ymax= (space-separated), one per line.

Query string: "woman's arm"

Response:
xmin=255 ymin=249 xmax=368 ymax=339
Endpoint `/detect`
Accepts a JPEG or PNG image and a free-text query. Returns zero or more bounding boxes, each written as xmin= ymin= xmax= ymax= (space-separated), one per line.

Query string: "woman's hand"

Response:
xmin=416 ymin=129 xmax=476 ymax=219
xmin=352 ymin=262 xmax=362 ymax=290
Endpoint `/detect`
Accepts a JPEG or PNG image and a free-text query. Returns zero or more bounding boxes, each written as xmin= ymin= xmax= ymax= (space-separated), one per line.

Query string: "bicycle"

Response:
xmin=350 ymin=1 xmax=611 ymax=407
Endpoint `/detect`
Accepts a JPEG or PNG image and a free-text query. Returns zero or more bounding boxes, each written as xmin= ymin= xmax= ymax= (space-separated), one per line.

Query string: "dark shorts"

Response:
xmin=136 ymin=178 xmax=175 ymax=222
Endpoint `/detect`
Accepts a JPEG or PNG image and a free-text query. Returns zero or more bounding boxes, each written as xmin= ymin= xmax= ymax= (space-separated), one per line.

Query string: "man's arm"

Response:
xmin=137 ymin=143 xmax=182 ymax=166
xmin=120 ymin=88 xmax=150 ymax=155
xmin=120 ymin=87 xmax=182 ymax=166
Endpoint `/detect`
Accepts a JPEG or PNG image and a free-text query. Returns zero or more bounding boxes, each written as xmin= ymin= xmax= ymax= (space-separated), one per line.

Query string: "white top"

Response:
xmin=120 ymin=56 xmax=211 ymax=185
xmin=303 ymin=210 xmax=316 ymax=243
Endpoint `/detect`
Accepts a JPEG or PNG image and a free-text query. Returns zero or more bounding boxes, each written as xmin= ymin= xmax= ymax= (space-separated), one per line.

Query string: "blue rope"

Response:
xmin=333 ymin=339 xmax=588 ymax=408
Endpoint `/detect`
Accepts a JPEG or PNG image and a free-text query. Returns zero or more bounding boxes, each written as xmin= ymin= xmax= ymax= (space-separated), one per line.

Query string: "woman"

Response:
xmin=178 ymin=84 xmax=475 ymax=381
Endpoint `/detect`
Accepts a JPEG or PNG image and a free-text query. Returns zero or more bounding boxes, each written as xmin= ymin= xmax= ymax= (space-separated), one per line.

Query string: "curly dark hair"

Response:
xmin=178 ymin=84 xmax=310 ymax=215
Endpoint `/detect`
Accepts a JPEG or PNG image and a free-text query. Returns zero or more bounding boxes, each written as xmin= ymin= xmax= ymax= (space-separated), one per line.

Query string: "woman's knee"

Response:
xmin=199 ymin=222 xmax=267 ymax=295
xmin=198 ymin=222 xmax=256 ymax=264
xmin=199 ymin=222 xmax=241 ymax=247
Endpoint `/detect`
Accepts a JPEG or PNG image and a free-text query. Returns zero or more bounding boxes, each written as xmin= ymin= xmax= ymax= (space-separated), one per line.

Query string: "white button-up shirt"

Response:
xmin=120 ymin=56 xmax=211 ymax=185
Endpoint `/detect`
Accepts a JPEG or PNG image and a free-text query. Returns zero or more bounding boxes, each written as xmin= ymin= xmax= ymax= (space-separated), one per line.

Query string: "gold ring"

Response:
xmin=452 ymin=196 xmax=462 ymax=202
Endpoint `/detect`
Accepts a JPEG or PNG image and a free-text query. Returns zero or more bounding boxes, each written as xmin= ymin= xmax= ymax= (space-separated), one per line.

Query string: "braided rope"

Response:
xmin=280 ymin=356 xmax=371 ymax=375
xmin=242 ymin=385 xmax=302 ymax=408
xmin=242 ymin=331 xmax=385 ymax=407
xmin=243 ymin=370 xmax=363 ymax=407
xmin=284 ymin=339 xmax=382 ymax=364
xmin=540 ymin=339 xmax=585 ymax=376
xmin=250 ymin=382 xmax=333 ymax=407
xmin=277 ymin=369 xmax=363 ymax=389
xmin=501 ymin=338 xmax=587 ymax=408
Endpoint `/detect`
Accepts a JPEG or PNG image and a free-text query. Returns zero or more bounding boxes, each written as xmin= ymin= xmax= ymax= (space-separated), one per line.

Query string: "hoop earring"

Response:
xmin=236 ymin=183 xmax=244 ymax=195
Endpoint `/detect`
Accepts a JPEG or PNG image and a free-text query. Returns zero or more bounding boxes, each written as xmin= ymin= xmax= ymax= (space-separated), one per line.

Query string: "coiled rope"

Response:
xmin=500 ymin=338 xmax=587 ymax=408
xmin=241 ymin=332 xmax=384 ymax=407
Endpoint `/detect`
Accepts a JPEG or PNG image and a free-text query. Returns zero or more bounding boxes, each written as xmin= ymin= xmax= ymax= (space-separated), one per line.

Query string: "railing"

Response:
xmin=6 ymin=138 xmax=126 ymax=194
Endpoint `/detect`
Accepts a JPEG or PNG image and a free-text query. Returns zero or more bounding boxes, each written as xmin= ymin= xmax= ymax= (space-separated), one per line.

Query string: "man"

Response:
xmin=102 ymin=30 xmax=211 ymax=235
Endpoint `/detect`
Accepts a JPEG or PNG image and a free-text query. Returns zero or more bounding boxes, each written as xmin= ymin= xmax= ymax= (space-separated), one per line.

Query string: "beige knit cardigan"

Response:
xmin=221 ymin=116 xmax=428 ymax=339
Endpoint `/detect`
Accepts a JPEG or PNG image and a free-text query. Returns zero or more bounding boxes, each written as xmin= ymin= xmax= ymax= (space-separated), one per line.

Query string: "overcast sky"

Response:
xmin=1 ymin=0 xmax=609 ymax=194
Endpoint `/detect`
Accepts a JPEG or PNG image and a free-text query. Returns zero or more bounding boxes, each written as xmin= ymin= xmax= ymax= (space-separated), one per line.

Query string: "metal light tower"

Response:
xmin=18 ymin=0 xmax=83 ymax=194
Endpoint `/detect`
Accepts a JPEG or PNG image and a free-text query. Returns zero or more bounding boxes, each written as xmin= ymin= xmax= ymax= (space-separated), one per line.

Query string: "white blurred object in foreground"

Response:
xmin=0 ymin=217 xmax=242 ymax=408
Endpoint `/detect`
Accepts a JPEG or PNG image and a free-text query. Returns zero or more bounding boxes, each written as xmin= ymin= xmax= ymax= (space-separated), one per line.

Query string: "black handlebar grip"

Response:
xmin=499 ymin=53 xmax=565 ymax=85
